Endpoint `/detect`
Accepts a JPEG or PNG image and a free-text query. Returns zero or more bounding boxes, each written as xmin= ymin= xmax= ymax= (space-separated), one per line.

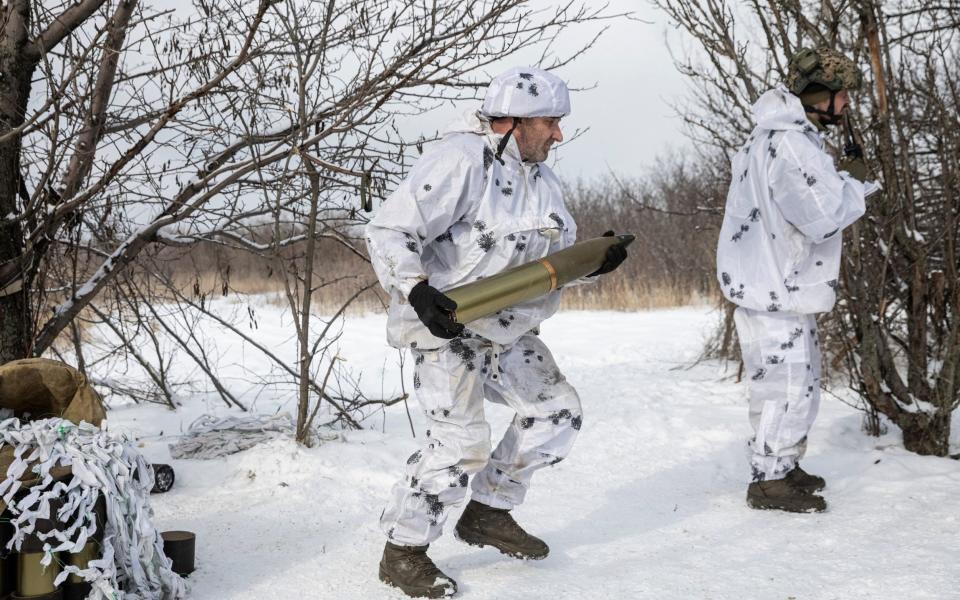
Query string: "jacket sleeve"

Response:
xmin=365 ymin=146 xmax=479 ymax=298
xmin=768 ymin=131 xmax=868 ymax=244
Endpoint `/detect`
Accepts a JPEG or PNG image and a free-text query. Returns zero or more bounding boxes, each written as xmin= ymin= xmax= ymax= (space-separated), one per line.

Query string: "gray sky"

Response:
xmin=545 ymin=1 xmax=690 ymax=180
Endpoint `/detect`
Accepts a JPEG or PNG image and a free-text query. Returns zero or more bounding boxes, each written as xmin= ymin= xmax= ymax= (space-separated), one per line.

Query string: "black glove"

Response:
xmin=838 ymin=156 xmax=869 ymax=183
xmin=588 ymin=230 xmax=628 ymax=277
xmin=408 ymin=281 xmax=464 ymax=339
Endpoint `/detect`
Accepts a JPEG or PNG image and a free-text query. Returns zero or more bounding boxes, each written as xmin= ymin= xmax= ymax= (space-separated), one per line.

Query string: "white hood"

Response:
xmin=443 ymin=109 xmax=492 ymax=136
xmin=752 ymin=87 xmax=817 ymax=133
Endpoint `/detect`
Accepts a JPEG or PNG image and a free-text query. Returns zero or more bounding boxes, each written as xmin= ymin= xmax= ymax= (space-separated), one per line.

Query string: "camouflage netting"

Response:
xmin=0 ymin=359 xmax=186 ymax=599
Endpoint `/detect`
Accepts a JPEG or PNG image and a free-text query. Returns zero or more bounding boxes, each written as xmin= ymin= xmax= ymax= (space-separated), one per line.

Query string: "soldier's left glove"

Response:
xmin=588 ymin=230 xmax=628 ymax=277
xmin=838 ymin=156 xmax=870 ymax=183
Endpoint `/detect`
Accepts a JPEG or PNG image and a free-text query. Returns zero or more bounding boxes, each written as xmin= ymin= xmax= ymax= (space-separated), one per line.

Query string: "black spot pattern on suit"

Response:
xmin=507 ymin=233 xmax=517 ymax=241
xmin=407 ymin=450 xmax=422 ymax=465
xmin=823 ymin=228 xmax=838 ymax=239
xmin=474 ymin=220 xmax=487 ymax=231
xmin=805 ymin=173 xmax=817 ymax=186
xmin=478 ymin=231 xmax=496 ymax=251
xmin=413 ymin=372 xmax=421 ymax=389
xmin=751 ymin=368 xmax=767 ymax=381
xmin=826 ymin=279 xmax=838 ymax=289
xmin=435 ymin=229 xmax=453 ymax=243
xmin=483 ymin=146 xmax=494 ymax=172
xmin=765 ymin=355 xmax=784 ymax=365
xmin=519 ymin=72 xmax=533 ymax=80
xmin=729 ymin=283 xmax=745 ymax=300
xmin=515 ymin=242 xmax=527 ymax=252
xmin=415 ymin=354 xmax=425 ymax=365
xmin=748 ymin=208 xmax=761 ymax=222
xmin=448 ymin=338 xmax=476 ymax=364
xmin=571 ymin=415 xmax=582 ymax=430
xmin=498 ymin=317 xmax=511 ymax=328
xmin=520 ymin=417 xmax=535 ymax=429
xmin=548 ymin=409 xmax=572 ymax=425
xmin=528 ymin=83 xmax=539 ymax=96
xmin=767 ymin=303 xmax=782 ymax=312
xmin=769 ymin=291 xmax=779 ymax=301
xmin=404 ymin=233 xmax=417 ymax=253
xmin=423 ymin=184 xmax=432 ymax=191
xmin=732 ymin=224 xmax=750 ymax=242
xmin=423 ymin=493 xmax=443 ymax=521
xmin=548 ymin=212 xmax=565 ymax=229
xmin=502 ymin=186 xmax=513 ymax=196
xmin=768 ymin=144 xmax=777 ymax=158
xmin=780 ymin=327 xmax=803 ymax=350
xmin=751 ymin=464 xmax=766 ymax=482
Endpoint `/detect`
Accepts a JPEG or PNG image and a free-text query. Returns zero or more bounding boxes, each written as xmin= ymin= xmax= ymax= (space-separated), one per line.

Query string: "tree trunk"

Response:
xmin=900 ymin=411 xmax=951 ymax=456
xmin=0 ymin=0 xmax=36 ymax=363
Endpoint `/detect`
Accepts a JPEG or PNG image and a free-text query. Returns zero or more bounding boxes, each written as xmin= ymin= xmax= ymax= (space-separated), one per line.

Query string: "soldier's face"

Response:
xmin=813 ymin=89 xmax=850 ymax=116
xmin=515 ymin=117 xmax=563 ymax=163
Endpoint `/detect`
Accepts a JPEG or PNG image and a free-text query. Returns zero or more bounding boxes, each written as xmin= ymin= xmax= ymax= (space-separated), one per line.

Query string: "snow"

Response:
xmin=97 ymin=306 xmax=959 ymax=600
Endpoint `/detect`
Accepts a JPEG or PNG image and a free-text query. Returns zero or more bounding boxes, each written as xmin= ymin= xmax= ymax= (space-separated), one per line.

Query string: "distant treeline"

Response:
xmin=148 ymin=157 xmax=724 ymax=313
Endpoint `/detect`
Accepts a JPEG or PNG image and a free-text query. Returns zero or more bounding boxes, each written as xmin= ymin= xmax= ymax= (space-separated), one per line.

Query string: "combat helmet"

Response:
xmin=786 ymin=47 xmax=862 ymax=126
xmin=786 ymin=47 xmax=862 ymax=95
xmin=482 ymin=66 xmax=570 ymax=164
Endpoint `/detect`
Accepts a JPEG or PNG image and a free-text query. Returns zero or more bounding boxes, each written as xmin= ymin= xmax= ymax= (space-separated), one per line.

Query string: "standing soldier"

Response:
xmin=716 ymin=48 xmax=880 ymax=513
xmin=366 ymin=66 xmax=626 ymax=597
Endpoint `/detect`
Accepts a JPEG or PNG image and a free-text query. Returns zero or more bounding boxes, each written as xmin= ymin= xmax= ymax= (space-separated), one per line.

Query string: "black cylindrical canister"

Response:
xmin=161 ymin=531 xmax=195 ymax=576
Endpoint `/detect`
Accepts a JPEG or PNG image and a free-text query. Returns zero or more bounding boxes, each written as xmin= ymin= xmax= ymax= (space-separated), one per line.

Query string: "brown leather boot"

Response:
xmin=378 ymin=542 xmax=457 ymax=598
xmin=747 ymin=478 xmax=827 ymax=513
xmin=454 ymin=500 xmax=549 ymax=560
xmin=785 ymin=464 xmax=826 ymax=493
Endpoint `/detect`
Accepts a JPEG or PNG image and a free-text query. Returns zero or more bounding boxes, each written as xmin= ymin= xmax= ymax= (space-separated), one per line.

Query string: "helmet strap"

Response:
xmin=802 ymin=90 xmax=843 ymax=128
xmin=495 ymin=118 xmax=520 ymax=165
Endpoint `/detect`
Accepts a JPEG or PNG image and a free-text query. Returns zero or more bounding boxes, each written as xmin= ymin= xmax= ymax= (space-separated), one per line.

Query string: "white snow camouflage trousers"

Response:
xmin=734 ymin=307 xmax=822 ymax=482
xmin=380 ymin=331 xmax=582 ymax=546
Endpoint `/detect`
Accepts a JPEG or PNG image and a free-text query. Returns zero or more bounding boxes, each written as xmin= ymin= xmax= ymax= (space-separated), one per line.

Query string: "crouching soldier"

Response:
xmin=366 ymin=66 xmax=626 ymax=597
xmin=716 ymin=48 xmax=880 ymax=513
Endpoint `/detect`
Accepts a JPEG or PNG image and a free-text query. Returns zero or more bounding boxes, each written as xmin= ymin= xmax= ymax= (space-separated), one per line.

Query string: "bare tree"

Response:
xmin=0 ymin=0 xmax=619 ymax=437
xmin=654 ymin=0 xmax=960 ymax=455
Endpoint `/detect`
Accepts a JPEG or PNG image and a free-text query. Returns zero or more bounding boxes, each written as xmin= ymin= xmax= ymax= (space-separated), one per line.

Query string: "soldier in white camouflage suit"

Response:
xmin=717 ymin=48 xmax=881 ymax=513
xmin=367 ymin=66 xmax=626 ymax=597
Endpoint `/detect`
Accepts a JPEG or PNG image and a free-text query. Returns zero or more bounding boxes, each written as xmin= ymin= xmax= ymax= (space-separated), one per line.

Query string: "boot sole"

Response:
xmin=379 ymin=565 xmax=456 ymax=598
xmin=454 ymin=526 xmax=549 ymax=560
xmin=746 ymin=495 xmax=827 ymax=513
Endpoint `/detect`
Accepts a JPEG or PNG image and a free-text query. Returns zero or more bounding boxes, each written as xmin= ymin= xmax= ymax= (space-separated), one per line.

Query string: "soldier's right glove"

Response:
xmin=408 ymin=281 xmax=464 ymax=339
xmin=587 ymin=230 xmax=628 ymax=277
xmin=838 ymin=156 xmax=869 ymax=183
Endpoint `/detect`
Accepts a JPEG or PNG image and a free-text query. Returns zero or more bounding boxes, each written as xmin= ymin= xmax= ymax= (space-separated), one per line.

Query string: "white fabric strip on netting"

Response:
xmin=168 ymin=413 xmax=338 ymax=460
xmin=0 ymin=417 xmax=187 ymax=600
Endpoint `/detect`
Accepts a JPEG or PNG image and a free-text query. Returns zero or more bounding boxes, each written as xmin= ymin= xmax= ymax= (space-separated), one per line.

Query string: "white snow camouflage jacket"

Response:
xmin=716 ymin=87 xmax=879 ymax=315
xmin=366 ymin=111 xmax=577 ymax=350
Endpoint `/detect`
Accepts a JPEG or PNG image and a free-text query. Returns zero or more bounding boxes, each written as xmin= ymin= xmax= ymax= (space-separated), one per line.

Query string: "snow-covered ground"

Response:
xmin=103 ymin=306 xmax=959 ymax=600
